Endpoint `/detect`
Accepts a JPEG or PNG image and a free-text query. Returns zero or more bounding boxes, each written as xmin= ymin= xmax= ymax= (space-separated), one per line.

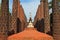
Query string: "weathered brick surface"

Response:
xmin=0 ymin=0 xmax=9 ymax=40
xmin=52 ymin=0 xmax=60 ymax=40
xmin=34 ymin=0 xmax=50 ymax=33
xmin=0 ymin=0 xmax=27 ymax=40
xmin=11 ymin=0 xmax=27 ymax=34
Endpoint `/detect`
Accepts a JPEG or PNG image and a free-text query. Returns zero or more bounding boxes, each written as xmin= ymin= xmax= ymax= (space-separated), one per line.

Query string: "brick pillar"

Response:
xmin=0 ymin=0 xmax=9 ymax=40
xmin=34 ymin=0 xmax=50 ymax=33
xmin=11 ymin=0 xmax=19 ymax=33
xmin=42 ymin=0 xmax=50 ymax=33
xmin=34 ymin=0 xmax=45 ymax=32
xmin=52 ymin=0 xmax=60 ymax=40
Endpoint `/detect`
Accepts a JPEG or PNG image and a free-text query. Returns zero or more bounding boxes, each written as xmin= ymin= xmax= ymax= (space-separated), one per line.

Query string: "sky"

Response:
xmin=0 ymin=0 xmax=52 ymax=21
xmin=9 ymin=0 xmax=40 ymax=21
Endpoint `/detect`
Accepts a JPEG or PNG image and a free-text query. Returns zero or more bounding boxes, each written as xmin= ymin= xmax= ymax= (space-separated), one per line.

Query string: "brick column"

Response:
xmin=0 ymin=0 xmax=9 ymax=40
xmin=52 ymin=0 xmax=60 ymax=40
xmin=11 ymin=0 xmax=19 ymax=33
xmin=42 ymin=0 xmax=50 ymax=33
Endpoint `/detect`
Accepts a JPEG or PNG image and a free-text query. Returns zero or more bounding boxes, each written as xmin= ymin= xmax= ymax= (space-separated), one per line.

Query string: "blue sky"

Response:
xmin=9 ymin=0 xmax=52 ymax=21
xmin=9 ymin=0 xmax=40 ymax=21
xmin=0 ymin=0 xmax=52 ymax=21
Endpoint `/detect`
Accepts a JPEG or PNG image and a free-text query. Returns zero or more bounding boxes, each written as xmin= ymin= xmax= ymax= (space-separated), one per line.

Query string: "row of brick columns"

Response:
xmin=34 ymin=0 xmax=50 ymax=34
xmin=0 ymin=0 xmax=60 ymax=40
xmin=0 ymin=0 xmax=27 ymax=40
xmin=34 ymin=0 xmax=60 ymax=40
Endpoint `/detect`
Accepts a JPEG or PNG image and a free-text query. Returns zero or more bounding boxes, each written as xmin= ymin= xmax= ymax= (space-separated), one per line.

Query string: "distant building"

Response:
xmin=8 ymin=17 xmax=53 ymax=40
